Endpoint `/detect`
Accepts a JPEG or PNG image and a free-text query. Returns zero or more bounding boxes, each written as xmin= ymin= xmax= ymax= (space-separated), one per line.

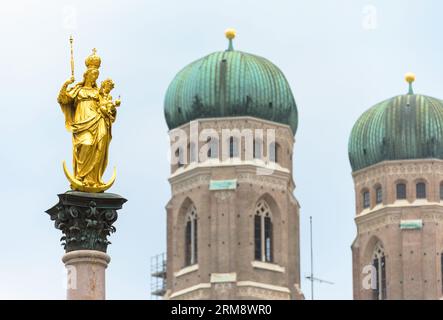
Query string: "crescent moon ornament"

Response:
xmin=63 ymin=161 xmax=116 ymax=193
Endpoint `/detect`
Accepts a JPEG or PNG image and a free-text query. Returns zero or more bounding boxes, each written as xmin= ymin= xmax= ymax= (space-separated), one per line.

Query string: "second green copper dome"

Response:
xmin=164 ymin=35 xmax=298 ymax=133
xmin=348 ymin=79 xmax=443 ymax=171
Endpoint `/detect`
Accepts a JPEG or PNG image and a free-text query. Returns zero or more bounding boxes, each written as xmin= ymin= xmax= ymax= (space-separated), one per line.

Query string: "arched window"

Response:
xmin=362 ymin=190 xmax=370 ymax=209
xmin=229 ymin=137 xmax=239 ymax=158
xmin=372 ymin=242 xmax=386 ymax=300
xmin=185 ymin=205 xmax=198 ymax=266
xmin=207 ymin=137 xmax=218 ymax=159
xmin=375 ymin=186 xmax=382 ymax=204
xmin=440 ymin=183 xmax=443 ymax=201
xmin=254 ymin=200 xmax=273 ymax=262
xmin=396 ymin=183 xmax=406 ymax=200
xmin=416 ymin=182 xmax=426 ymax=199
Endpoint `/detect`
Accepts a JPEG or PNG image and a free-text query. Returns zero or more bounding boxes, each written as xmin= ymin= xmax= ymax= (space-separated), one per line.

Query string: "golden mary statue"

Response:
xmin=57 ymin=43 xmax=121 ymax=193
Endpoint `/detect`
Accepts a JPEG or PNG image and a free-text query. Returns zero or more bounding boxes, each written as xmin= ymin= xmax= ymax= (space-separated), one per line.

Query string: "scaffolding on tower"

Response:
xmin=150 ymin=253 xmax=167 ymax=299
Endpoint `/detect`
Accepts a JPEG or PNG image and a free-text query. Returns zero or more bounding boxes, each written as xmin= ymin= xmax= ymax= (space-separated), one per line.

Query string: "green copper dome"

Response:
xmin=164 ymin=34 xmax=298 ymax=133
xmin=348 ymin=78 xmax=443 ymax=171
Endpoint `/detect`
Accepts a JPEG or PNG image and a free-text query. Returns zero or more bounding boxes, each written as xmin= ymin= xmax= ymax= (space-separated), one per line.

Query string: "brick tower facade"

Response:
xmin=164 ymin=117 xmax=303 ymax=300
xmin=349 ymin=74 xmax=443 ymax=300
xmin=351 ymin=159 xmax=443 ymax=299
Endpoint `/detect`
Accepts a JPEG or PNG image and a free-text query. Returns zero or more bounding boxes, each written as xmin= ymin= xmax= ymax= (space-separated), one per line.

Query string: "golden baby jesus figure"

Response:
xmin=57 ymin=48 xmax=121 ymax=193
xmin=99 ymin=78 xmax=121 ymax=124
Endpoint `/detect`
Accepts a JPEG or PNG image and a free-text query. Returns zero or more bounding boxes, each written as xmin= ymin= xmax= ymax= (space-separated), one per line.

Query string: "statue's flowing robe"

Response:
xmin=58 ymin=84 xmax=111 ymax=186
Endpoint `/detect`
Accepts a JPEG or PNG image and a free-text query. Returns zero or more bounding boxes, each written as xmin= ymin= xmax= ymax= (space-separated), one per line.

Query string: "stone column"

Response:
xmin=63 ymin=250 xmax=110 ymax=300
xmin=46 ymin=191 xmax=126 ymax=300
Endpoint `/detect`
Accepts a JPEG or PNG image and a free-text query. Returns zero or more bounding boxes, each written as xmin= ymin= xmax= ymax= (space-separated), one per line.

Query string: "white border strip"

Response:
xmin=173 ymin=264 xmax=199 ymax=278
xmin=237 ymin=281 xmax=290 ymax=293
xmin=169 ymin=280 xmax=291 ymax=299
xmin=169 ymin=282 xmax=211 ymax=299
xmin=251 ymin=261 xmax=285 ymax=273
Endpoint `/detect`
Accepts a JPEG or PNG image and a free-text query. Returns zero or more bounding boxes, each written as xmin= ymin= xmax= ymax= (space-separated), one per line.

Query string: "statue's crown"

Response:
xmin=85 ymin=48 xmax=101 ymax=69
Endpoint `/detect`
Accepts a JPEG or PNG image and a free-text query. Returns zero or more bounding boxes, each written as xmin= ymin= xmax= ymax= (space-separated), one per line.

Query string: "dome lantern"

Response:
xmin=405 ymin=72 xmax=415 ymax=94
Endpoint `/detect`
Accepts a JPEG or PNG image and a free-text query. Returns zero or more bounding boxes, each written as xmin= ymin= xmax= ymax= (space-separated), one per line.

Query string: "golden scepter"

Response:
xmin=69 ymin=35 xmax=74 ymax=78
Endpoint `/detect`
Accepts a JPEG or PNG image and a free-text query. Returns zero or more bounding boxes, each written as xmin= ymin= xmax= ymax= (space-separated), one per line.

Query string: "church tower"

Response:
xmin=349 ymin=73 xmax=443 ymax=300
xmin=162 ymin=30 xmax=303 ymax=300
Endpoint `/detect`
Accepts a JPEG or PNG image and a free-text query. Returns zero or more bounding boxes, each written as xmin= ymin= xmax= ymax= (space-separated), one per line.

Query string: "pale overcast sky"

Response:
xmin=1 ymin=0 xmax=443 ymax=299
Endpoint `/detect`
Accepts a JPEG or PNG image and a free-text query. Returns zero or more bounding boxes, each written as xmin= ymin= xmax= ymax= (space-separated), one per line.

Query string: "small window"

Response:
xmin=269 ymin=142 xmax=280 ymax=163
xmin=229 ymin=137 xmax=239 ymax=158
xmin=363 ymin=190 xmax=370 ymax=208
xmin=440 ymin=183 xmax=443 ymax=200
xmin=207 ymin=137 xmax=218 ymax=159
xmin=375 ymin=187 xmax=382 ymax=204
xmin=396 ymin=183 xmax=406 ymax=200
xmin=416 ymin=182 xmax=426 ymax=199
xmin=175 ymin=147 xmax=184 ymax=167
xmin=189 ymin=142 xmax=197 ymax=163
xmin=229 ymin=137 xmax=234 ymax=158
xmin=253 ymin=139 xmax=262 ymax=159
xmin=269 ymin=142 xmax=276 ymax=162
xmin=207 ymin=138 xmax=212 ymax=158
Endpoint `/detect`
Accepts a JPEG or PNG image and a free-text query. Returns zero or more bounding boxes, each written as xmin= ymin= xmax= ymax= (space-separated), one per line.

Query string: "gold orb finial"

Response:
xmin=225 ymin=28 xmax=236 ymax=40
xmin=405 ymin=72 xmax=415 ymax=84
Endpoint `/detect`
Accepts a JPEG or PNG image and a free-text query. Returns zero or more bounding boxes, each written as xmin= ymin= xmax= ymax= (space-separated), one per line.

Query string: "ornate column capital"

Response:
xmin=46 ymin=191 xmax=127 ymax=253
